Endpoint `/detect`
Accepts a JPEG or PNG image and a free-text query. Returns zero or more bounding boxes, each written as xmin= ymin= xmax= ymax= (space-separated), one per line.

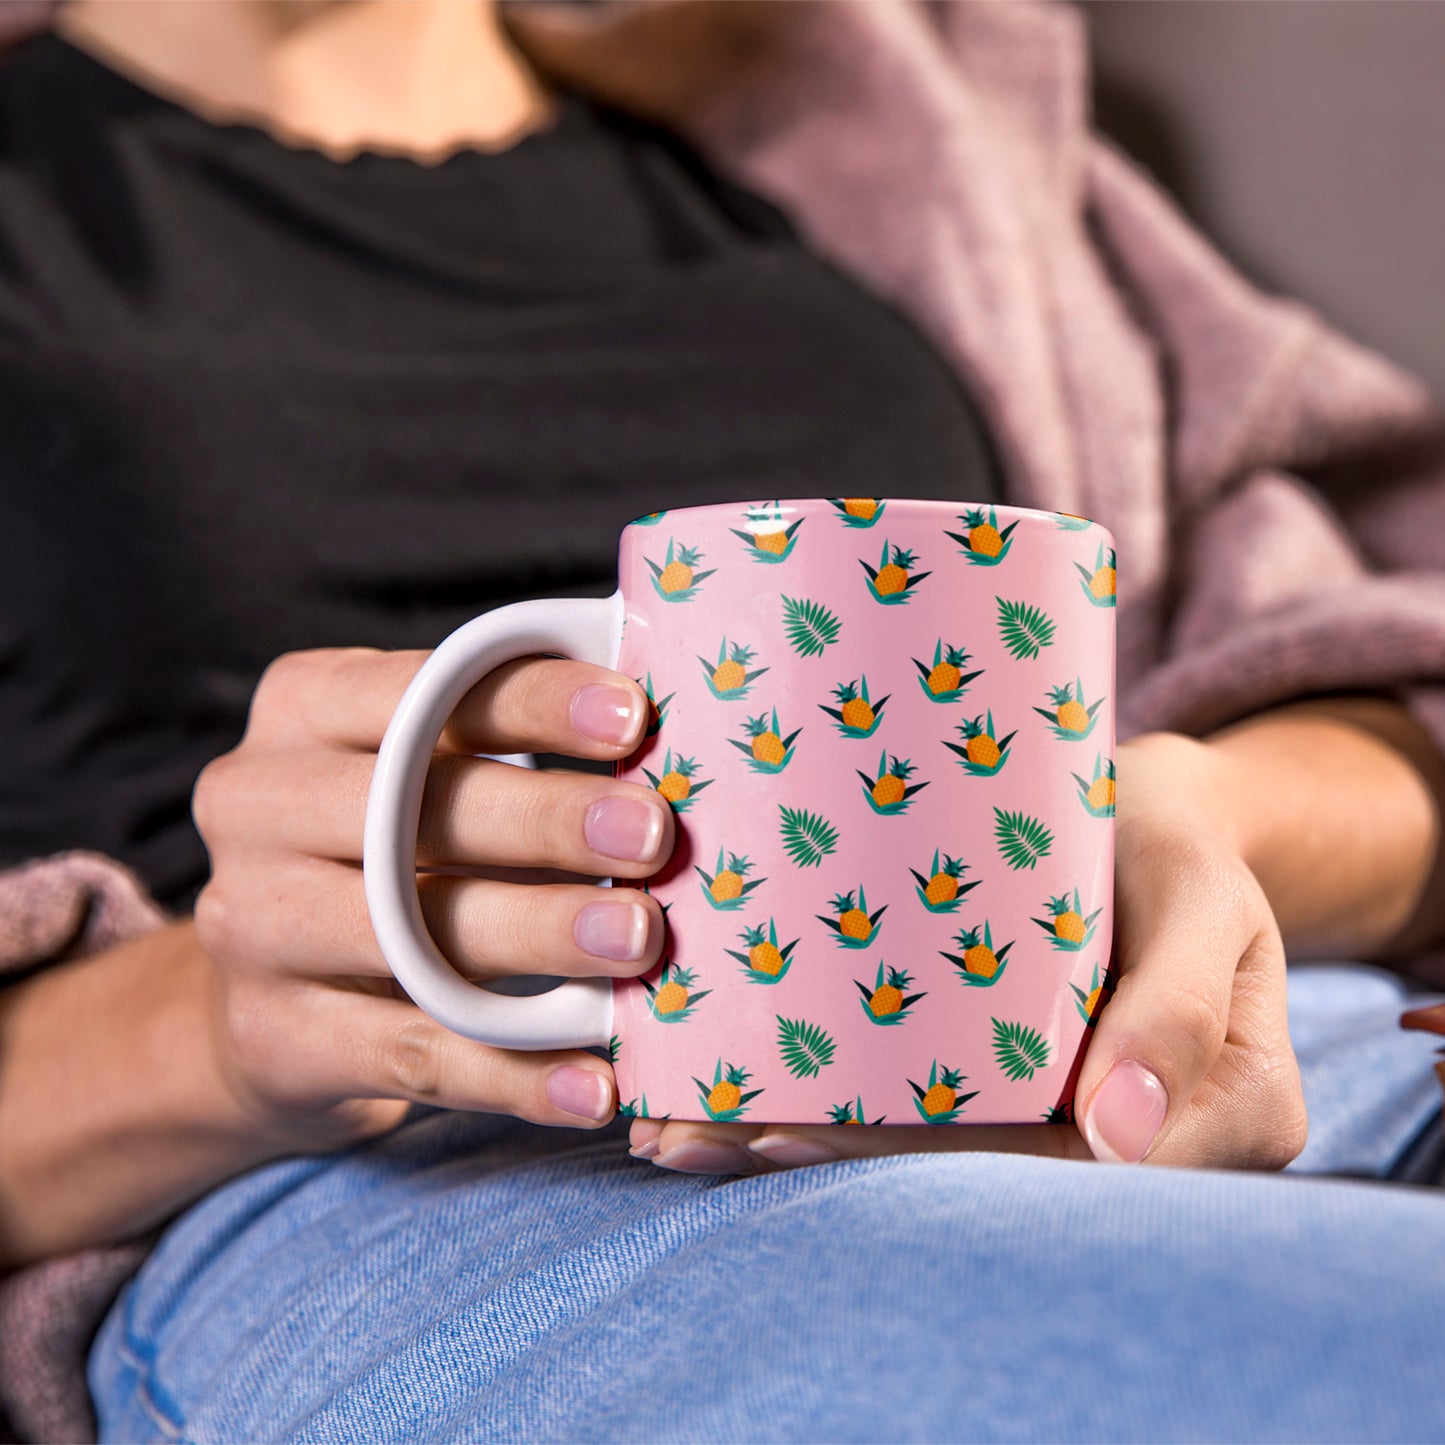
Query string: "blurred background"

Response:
xmin=1087 ymin=0 xmax=1445 ymax=401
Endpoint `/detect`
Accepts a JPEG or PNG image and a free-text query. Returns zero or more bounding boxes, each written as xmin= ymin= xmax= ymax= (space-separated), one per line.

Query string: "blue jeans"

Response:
xmin=91 ymin=966 xmax=1445 ymax=1443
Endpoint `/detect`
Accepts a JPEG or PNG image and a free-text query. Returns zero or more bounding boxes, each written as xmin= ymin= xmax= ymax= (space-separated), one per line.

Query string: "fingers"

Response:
xmin=1076 ymin=830 xmax=1301 ymax=1167
xmin=207 ymin=858 xmax=665 ymax=982
xmin=631 ymin=1118 xmax=1092 ymax=1174
xmin=227 ymin=981 xmax=619 ymax=1128
xmin=198 ymin=748 xmax=674 ymax=876
xmin=245 ymin=649 xmax=649 ymax=760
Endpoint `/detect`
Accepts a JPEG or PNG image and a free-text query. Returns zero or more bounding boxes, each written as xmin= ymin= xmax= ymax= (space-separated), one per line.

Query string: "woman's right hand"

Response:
xmin=192 ymin=648 xmax=672 ymax=1150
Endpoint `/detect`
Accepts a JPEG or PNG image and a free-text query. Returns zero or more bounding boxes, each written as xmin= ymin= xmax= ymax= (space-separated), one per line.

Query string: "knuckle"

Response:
xmin=377 ymin=1018 xmax=444 ymax=1101
xmin=1163 ymin=978 xmax=1230 ymax=1065
xmin=193 ymin=882 xmax=236 ymax=961
xmin=191 ymin=752 xmax=239 ymax=842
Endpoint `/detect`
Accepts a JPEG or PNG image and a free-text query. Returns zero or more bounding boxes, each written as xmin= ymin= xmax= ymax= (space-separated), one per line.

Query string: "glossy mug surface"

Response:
xmin=364 ymin=499 xmax=1117 ymax=1126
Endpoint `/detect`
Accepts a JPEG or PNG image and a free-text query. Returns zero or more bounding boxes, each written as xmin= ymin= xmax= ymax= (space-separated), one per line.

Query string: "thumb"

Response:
xmin=1075 ymin=855 xmax=1253 ymax=1163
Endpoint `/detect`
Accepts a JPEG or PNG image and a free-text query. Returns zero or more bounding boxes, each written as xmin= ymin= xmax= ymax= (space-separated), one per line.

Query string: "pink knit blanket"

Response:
xmin=2 ymin=3 xmax=1443 ymax=1440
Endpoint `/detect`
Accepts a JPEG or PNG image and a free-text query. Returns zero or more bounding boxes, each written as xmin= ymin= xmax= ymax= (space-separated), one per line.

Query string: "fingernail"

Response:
xmin=747 ymin=1135 xmax=842 ymax=1168
xmin=546 ymin=1066 xmax=613 ymax=1122
xmin=653 ymin=1140 xmax=754 ymax=1175
xmin=574 ymin=900 xmax=650 ymax=962
xmin=628 ymin=1139 xmax=661 ymax=1160
xmin=571 ymin=684 xmax=642 ymax=747
xmin=1081 ymin=1060 xmax=1168 ymax=1163
xmin=584 ymin=796 xmax=664 ymax=864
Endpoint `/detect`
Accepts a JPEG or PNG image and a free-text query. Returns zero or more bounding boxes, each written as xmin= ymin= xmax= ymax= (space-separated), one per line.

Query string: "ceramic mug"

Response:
xmin=365 ymin=499 xmax=1117 ymax=1125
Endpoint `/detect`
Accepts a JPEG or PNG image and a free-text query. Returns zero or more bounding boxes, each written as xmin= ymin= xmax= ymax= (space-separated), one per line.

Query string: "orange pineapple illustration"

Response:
xmin=632 ymin=510 xmax=668 ymax=526
xmin=637 ymin=673 xmax=674 ymax=736
xmin=1032 ymin=678 xmax=1103 ymax=741
xmin=693 ymin=1059 xmax=763 ymax=1121
xmin=819 ymin=676 xmax=889 ymax=738
xmin=941 ymin=920 xmax=1014 ymax=987
xmin=828 ymin=1096 xmax=885 ymax=1124
xmin=728 ymin=709 xmax=800 ymax=774
xmin=698 ymin=638 xmax=769 ymax=699
xmin=641 ymin=963 xmax=711 ymax=1023
xmin=1072 ymin=754 xmax=1116 ymax=817
xmin=912 ymin=639 xmax=982 ymax=703
xmin=1032 ymin=888 xmax=1102 ymax=951
xmin=729 ymin=500 xmax=803 ymax=563
xmin=642 ymin=748 xmax=712 ymax=811
xmin=725 ymin=918 xmax=799 ymax=984
xmin=945 ymin=505 xmax=1019 ymax=566
xmin=817 ymin=885 xmax=886 ymax=949
xmin=695 ymin=848 xmax=766 ymax=910
xmin=861 ymin=539 xmax=931 ymax=604
xmin=909 ymin=1061 xmax=977 ymax=1123
xmin=943 ymin=711 xmax=1016 ymax=777
xmin=1075 ymin=541 xmax=1117 ymax=607
xmin=859 ymin=750 xmax=930 ymax=815
xmin=1071 ymin=963 xmax=1114 ymax=1025
xmin=1055 ymin=512 xmax=1093 ymax=531
xmin=617 ymin=1094 xmax=659 ymax=1118
xmin=646 ymin=538 xmax=715 ymax=601
xmin=909 ymin=849 xmax=979 ymax=913
xmin=828 ymin=497 xmax=886 ymax=528
xmin=855 ymin=961 xmax=925 ymax=1026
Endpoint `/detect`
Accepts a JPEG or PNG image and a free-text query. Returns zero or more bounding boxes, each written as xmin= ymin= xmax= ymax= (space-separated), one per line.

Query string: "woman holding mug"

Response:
xmin=0 ymin=2 xmax=1442 ymax=1440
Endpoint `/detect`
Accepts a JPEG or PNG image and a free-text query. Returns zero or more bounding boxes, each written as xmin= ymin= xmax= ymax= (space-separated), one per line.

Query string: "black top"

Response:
xmin=0 ymin=36 xmax=1003 ymax=908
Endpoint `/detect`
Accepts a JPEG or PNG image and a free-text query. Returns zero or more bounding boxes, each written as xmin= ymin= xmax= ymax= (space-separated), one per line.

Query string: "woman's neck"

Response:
xmin=57 ymin=0 xmax=554 ymax=160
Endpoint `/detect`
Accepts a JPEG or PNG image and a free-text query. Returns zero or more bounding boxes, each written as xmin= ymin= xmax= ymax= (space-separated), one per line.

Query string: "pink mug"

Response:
xmin=365 ymin=499 xmax=1116 ymax=1125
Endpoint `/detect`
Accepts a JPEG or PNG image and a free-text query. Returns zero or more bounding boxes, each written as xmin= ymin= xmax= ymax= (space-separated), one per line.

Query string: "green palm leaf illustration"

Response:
xmin=996 ymin=598 xmax=1057 ymax=660
xmin=779 ymin=805 xmax=839 ymax=868
xmin=992 ymin=1018 xmax=1051 ymax=1081
xmin=781 ymin=596 xmax=842 ymax=658
xmin=777 ymin=1016 xmax=837 ymax=1078
xmin=994 ymin=807 xmax=1053 ymax=869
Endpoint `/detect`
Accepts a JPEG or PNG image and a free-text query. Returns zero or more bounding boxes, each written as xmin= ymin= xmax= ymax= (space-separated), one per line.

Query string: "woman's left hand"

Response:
xmin=628 ymin=732 xmax=1310 ymax=1175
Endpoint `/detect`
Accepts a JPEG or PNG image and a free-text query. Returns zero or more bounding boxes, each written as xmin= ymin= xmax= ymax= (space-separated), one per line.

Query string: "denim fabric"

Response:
xmin=90 ymin=966 xmax=1445 ymax=1444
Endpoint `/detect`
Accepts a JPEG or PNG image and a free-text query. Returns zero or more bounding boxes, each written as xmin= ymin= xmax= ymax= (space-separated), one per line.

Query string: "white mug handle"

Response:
xmin=363 ymin=593 xmax=624 ymax=1049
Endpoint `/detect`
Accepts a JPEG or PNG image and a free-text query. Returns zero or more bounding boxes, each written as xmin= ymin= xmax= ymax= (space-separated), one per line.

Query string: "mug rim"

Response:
xmin=624 ymin=497 xmax=1112 ymax=546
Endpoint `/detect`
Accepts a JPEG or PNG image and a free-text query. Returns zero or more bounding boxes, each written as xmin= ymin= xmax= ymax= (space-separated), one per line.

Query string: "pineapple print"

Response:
xmin=945 ymin=505 xmax=1018 ymax=566
xmin=909 ymin=849 xmax=979 ymax=913
xmin=1042 ymin=1101 xmax=1075 ymax=1124
xmin=861 ymin=540 xmax=931 ymax=604
xmin=646 ymin=538 xmax=715 ymax=601
xmin=1055 ymin=512 xmax=1093 ymax=531
xmin=729 ymin=500 xmax=802 ymax=562
xmin=859 ymin=751 xmax=930 ymax=815
xmin=1071 ymin=962 xmax=1113 ymax=1026
xmin=828 ymin=1096 xmax=885 ymax=1125
xmin=1032 ymin=888 xmax=1101 ymax=951
xmin=699 ymin=638 xmax=768 ymax=699
xmin=632 ymin=510 xmax=667 ymax=526
xmin=637 ymin=673 xmax=674 ymax=736
xmin=819 ymin=676 xmax=889 ymax=738
xmin=1032 ymin=678 xmax=1103 ymax=741
xmin=693 ymin=1059 xmax=762 ymax=1121
xmin=1076 ymin=541 xmax=1117 ymax=607
xmin=909 ymin=1061 xmax=978 ymax=1123
xmin=817 ymin=886 xmax=886 ymax=949
xmin=728 ymin=709 xmax=800 ymax=773
xmin=912 ymin=639 xmax=981 ymax=703
xmin=828 ymin=497 xmax=886 ymax=528
xmin=641 ymin=963 xmax=711 ymax=1023
xmin=725 ymin=918 xmax=798 ymax=984
xmin=942 ymin=920 xmax=1014 ymax=987
xmin=944 ymin=711 xmax=1016 ymax=777
xmin=642 ymin=748 xmax=712 ymax=811
xmin=855 ymin=962 xmax=925 ymax=1025
xmin=617 ymin=1094 xmax=657 ymax=1118
xmin=1073 ymin=754 xmax=1117 ymax=817
xmin=695 ymin=848 xmax=765 ymax=910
